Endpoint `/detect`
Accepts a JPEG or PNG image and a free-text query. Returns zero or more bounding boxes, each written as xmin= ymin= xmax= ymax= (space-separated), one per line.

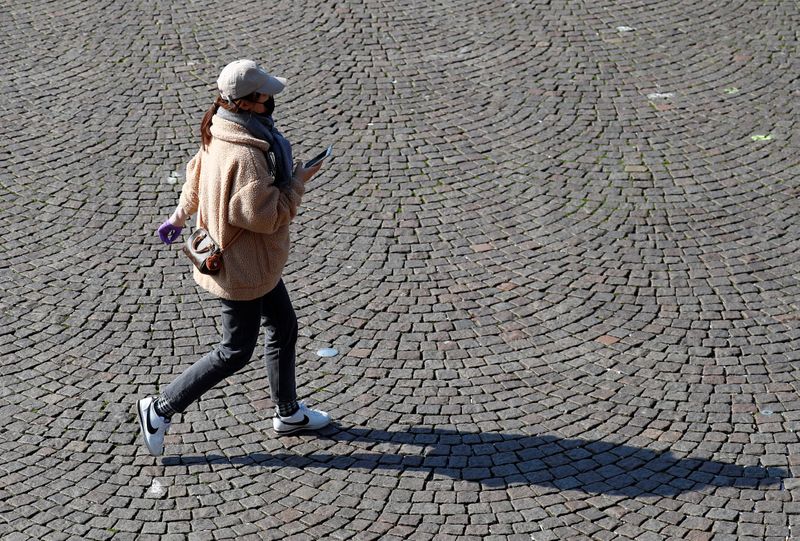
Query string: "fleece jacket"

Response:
xmin=178 ymin=115 xmax=305 ymax=301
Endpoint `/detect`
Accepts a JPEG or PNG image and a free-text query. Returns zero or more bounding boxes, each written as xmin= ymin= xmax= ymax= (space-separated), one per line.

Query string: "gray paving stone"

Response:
xmin=2 ymin=0 xmax=799 ymax=539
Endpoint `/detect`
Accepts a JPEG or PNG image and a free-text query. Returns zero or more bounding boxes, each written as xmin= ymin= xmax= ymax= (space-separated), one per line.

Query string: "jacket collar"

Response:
xmin=210 ymin=115 xmax=270 ymax=151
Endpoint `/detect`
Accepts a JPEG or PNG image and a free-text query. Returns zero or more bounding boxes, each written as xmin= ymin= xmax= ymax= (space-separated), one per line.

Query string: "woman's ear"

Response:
xmin=237 ymin=99 xmax=253 ymax=111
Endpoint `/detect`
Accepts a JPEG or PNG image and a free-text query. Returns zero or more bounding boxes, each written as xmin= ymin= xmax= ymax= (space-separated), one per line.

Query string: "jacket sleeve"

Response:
xmin=178 ymin=150 xmax=202 ymax=216
xmin=228 ymin=150 xmax=306 ymax=235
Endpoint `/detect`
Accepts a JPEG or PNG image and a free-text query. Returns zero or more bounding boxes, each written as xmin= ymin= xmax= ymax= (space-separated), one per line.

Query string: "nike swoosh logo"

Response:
xmin=281 ymin=415 xmax=309 ymax=426
xmin=144 ymin=405 xmax=160 ymax=434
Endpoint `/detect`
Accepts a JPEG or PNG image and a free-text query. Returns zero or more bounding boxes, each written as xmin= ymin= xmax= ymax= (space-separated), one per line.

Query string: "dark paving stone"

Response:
xmin=1 ymin=0 xmax=799 ymax=539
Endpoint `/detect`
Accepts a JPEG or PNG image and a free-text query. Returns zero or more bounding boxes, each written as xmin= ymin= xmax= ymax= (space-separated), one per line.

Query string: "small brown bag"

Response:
xmin=182 ymin=211 xmax=243 ymax=275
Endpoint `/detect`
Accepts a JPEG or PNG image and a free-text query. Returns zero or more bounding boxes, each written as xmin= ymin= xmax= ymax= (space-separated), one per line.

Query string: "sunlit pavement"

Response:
xmin=2 ymin=1 xmax=799 ymax=539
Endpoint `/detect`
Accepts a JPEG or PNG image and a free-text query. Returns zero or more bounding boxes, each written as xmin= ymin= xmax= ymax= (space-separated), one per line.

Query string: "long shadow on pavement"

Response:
xmin=162 ymin=425 xmax=785 ymax=497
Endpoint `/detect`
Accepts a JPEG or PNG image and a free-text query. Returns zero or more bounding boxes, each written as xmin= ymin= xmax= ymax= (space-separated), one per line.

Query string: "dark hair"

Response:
xmin=200 ymin=93 xmax=258 ymax=149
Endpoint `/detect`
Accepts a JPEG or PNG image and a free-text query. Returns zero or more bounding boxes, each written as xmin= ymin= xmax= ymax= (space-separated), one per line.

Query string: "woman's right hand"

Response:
xmin=293 ymin=160 xmax=323 ymax=183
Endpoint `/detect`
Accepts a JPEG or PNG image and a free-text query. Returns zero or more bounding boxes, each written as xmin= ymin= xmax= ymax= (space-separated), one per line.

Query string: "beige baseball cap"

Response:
xmin=217 ymin=59 xmax=287 ymax=101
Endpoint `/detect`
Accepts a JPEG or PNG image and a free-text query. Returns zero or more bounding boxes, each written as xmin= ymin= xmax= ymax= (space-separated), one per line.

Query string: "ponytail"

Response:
xmin=199 ymin=93 xmax=260 ymax=149
xmin=200 ymin=97 xmax=223 ymax=149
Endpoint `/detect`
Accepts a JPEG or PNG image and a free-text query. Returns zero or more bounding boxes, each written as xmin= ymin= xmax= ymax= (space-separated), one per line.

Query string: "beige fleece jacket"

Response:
xmin=178 ymin=115 xmax=305 ymax=301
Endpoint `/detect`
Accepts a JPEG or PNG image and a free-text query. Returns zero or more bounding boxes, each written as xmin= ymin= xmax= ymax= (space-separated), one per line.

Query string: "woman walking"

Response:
xmin=137 ymin=59 xmax=330 ymax=456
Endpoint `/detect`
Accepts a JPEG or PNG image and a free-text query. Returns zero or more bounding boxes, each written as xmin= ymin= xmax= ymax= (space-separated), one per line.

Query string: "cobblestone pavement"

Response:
xmin=2 ymin=0 xmax=800 ymax=539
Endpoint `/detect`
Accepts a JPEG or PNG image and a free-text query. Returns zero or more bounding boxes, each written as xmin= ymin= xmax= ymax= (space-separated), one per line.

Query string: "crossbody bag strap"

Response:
xmin=197 ymin=205 xmax=206 ymax=230
xmin=196 ymin=204 xmax=245 ymax=252
xmin=223 ymin=226 xmax=245 ymax=251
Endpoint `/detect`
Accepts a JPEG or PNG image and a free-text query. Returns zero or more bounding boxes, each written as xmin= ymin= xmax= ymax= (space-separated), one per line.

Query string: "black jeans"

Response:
xmin=161 ymin=280 xmax=297 ymax=414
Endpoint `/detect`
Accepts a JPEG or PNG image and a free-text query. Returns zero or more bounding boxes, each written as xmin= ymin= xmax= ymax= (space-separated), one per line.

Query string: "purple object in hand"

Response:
xmin=158 ymin=220 xmax=183 ymax=244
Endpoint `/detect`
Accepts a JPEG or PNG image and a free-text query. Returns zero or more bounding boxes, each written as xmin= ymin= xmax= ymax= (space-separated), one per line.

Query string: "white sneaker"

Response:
xmin=273 ymin=402 xmax=331 ymax=435
xmin=136 ymin=396 xmax=171 ymax=456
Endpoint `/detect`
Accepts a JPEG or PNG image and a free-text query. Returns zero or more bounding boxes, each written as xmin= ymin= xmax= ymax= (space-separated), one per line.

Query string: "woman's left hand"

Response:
xmin=158 ymin=219 xmax=183 ymax=244
xmin=158 ymin=207 xmax=189 ymax=244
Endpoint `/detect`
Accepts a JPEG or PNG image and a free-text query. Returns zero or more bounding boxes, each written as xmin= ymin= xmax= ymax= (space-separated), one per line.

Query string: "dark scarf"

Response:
xmin=216 ymin=107 xmax=293 ymax=187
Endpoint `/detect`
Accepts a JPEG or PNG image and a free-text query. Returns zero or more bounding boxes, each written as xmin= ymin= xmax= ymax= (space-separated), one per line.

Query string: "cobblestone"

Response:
xmin=2 ymin=0 xmax=800 ymax=539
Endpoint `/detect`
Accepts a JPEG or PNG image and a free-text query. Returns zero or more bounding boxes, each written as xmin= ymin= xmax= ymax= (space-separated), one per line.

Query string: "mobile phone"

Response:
xmin=304 ymin=145 xmax=333 ymax=168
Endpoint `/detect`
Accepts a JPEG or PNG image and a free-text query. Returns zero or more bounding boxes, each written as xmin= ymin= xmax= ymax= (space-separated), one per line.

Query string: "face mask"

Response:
xmin=262 ymin=96 xmax=275 ymax=117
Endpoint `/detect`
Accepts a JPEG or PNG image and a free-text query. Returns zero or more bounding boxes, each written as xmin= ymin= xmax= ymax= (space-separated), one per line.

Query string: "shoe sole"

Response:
xmin=136 ymin=398 xmax=161 ymax=456
xmin=274 ymin=419 xmax=331 ymax=435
